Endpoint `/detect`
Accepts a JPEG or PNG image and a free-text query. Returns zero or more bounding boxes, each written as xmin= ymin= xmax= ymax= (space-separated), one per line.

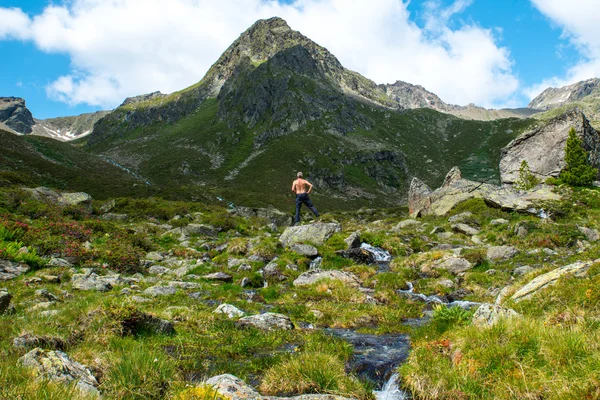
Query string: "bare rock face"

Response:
xmin=0 ymin=97 xmax=35 ymax=134
xmin=408 ymin=177 xmax=432 ymax=216
xmin=500 ymin=110 xmax=600 ymax=184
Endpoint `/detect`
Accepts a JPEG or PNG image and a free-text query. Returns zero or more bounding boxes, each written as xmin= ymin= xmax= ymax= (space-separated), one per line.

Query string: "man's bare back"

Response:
xmin=292 ymin=178 xmax=312 ymax=195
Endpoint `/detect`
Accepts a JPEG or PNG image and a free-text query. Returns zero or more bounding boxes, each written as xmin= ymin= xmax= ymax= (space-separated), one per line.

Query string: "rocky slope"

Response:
xmin=32 ymin=111 xmax=111 ymax=141
xmin=528 ymin=78 xmax=600 ymax=126
xmin=529 ymin=78 xmax=600 ymax=110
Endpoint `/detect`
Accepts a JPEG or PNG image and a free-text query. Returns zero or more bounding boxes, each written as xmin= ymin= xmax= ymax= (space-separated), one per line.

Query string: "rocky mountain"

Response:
xmin=0 ymin=97 xmax=35 ymax=134
xmin=82 ymin=17 xmax=537 ymax=209
xmin=528 ymin=78 xmax=600 ymax=110
xmin=0 ymin=96 xmax=110 ymax=141
xmin=32 ymin=111 xmax=111 ymax=141
xmin=528 ymin=78 xmax=600 ymax=126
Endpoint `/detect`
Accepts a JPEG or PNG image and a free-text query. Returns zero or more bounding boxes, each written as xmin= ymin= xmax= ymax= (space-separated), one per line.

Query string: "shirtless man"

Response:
xmin=291 ymin=172 xmax=319 ymax=224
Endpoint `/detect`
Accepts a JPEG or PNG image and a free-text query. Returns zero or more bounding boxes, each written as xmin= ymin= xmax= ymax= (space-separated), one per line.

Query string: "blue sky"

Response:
xmin=0 ymin=0 xmax=596 ymax=119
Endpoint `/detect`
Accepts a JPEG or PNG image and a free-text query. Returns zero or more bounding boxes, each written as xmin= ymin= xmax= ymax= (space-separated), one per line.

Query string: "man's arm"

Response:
xmin=306 ymin=181 xmax=313 ymax=194
xmin=291 ymin=181 xmax=296 ymax=193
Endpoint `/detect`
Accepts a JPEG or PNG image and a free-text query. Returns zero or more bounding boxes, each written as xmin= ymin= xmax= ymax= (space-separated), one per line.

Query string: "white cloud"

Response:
xmin=526 ymin=0 xmax=600 ymax=99
xmin=0 ymin=7 xmax=31 ymax=40
xmin=1 ymin=0 xmax=518 ymax=109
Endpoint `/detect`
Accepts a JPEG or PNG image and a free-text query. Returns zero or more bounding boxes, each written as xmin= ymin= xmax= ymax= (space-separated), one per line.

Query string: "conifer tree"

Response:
xmin=559 ymin=128 xmax=597 ymax=186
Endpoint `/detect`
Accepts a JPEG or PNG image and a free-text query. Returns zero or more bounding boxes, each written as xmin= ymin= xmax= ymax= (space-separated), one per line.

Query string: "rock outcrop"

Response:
xmin=0 ymin=97 xmax=35 ymax=134
xmin=0 ymin=260 xmax=29 ymax=281
xmin=511 ymin=260 xmax=599 ymax=302
xmin=233 ymin=206 xmax=292 ymax=227
xmin=408 ymin=167 xmax=561 ymax=217
xmin=500 ymin=110 xmax=600 ymax=184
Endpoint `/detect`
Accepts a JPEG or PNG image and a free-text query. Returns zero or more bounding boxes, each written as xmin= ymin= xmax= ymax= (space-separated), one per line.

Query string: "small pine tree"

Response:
xmin=559 ymin=128 xmax=598 ymax=186
xmin=515 ymin=160 xmax=540 ymax=190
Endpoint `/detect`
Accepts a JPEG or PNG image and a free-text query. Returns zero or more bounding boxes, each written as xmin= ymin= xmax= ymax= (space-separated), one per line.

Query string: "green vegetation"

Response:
xmin=515 ymin=160 xmax=540 ymax=190
xmin=560 ymin=127 xmax=598 ymax=186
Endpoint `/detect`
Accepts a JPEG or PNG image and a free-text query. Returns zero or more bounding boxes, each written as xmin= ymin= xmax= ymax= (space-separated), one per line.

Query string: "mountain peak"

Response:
xmin=247 ymin=16 xmax=291 ymax=33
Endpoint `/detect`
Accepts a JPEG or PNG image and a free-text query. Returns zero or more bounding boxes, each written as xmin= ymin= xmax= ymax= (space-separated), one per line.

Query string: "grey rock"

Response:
xmin=309 ymin=257 xmax=322 ymax=270
xmin=172 ymin=264 xmax=196 ymax=278
xmin=487 ymin=246 xmax=519 ymax=261
xmin=448 ymin=212 xmax=476 ymax=224
xmin=490 ymin=218 xmax=509 ymax=225
xmin=228 ymin=258 xmax=247 ymax=268
xmin=343 ymin=232 xmax=361 ymax=249
xmin=71 ymin=272 xmax=112 ymax=292
xmin=0 ymin=260 xmax=30 ymax=281
xmin=206 ymin=374 xmax=260 ymax=399
xmin=148 ymin=266 xmax=171 ymax=275
xmin=99 ymin=199 xmax=116 ymax=213
xmin=442 ymin=166 xmax=462 ymax=187
xmin=512 ymin=260 xmax=599 ymax=301
xmin=131 ymin=296 xmax=152 ymax=303
xmin=237 ymin=313 xmax=294 ymax=330
xmin=279 ymin=222 xmax=341 ymax=246
xmin=143 ymin=286 xmax=177 ymax=297
xmin=101 ymin=213 xmax=128 ymax=221
xmin=337 ymin=247 xmax=376 ymax=265
xmin=500 ymin=109 xmax=600 ymax=184
xmin=167 ymin=281 xmax=201 ymax=289
xmin=40 ymin=310 xmax=60 ymax=318
xmin=202 ymin=272 xmax=233 ymax=282
xmin=35 ymin=289 xmax=59 ymax=302
xmin=408 ymin=177 xmax=432 ymax=217
xmin=472 ymin=303 xmax=521 ymax=327
xmin=513 ymin=266 xmax=534 ymax=276
xmin=13 ymin=333 xmax=66 ymax=350
xmin=262 ymin=262 xmax=286 ymax=281
xmin=0 ymin=290 xmax=12 ymax=314
xmin=435 ymin=258 xmax=473 ymax=275
xmin=451 ymin=223 xmax=480 ymax=236
xmin=579 ymin=226 xmax=600 ymax=242
xmin=48 ymin=257 xmax=73 ymax=268
xmin=237 ymin=263 xmax=252 ymax=272
xmin=0 ymin=97 xmax=35 ymax=133
xmin=289 ymin=244 xmax=319 ymax=257
xmin=184 ymin=224 xmax=218 ymax=237
xmin=19 ymin=348 xmax=99 ymax=396
xmin=145 ymin=252 xmax=165 ymax=261
xmin=293 ymin=269 xmax=360 ymax=287
xmin=214 ymin=304 xmax=246 ymax=319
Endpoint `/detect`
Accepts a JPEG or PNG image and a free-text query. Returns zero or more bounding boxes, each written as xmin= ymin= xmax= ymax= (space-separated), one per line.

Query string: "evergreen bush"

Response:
xmin=560 ymin=128 xmax=598 ymax=186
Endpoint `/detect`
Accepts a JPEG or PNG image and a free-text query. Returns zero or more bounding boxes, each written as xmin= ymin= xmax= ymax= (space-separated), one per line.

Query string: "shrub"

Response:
xmin=174 ymin=385 xmax=226 ymax=400
xmin=515 ymin=160 xmax=540 ymax=190
xmin=560 ymin=128 xmax=598 ymax=186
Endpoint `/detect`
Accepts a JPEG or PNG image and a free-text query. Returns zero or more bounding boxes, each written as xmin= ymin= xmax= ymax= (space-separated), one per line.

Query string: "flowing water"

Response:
xmin=374 ymin=373 xmax=408 ymax=400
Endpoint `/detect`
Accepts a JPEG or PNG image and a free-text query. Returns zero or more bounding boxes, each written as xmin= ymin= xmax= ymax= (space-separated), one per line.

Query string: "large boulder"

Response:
xmin=293 ymin=269 xmax=360 ymax=287
xmin=19 ymin=348 xmax=100 ymax=397
xmin=472 ymin=304 xmax=521 ymax=327
xmin=237 ymin=313 xmax=294 ymax=331
xmin=435 ymin=258 xmax=473 ymax=275
xmin=214 ymin=304 xmax=246 ymax=319
xmin=511 ymin=260 xmax=599 ymax=302
xmin=500 ymin=110 xmax=600 ymax=184
xmin=408 ymin=167 xmax=561 ymax=217
xmin=279 ymin=222 xmax=341 ymax=246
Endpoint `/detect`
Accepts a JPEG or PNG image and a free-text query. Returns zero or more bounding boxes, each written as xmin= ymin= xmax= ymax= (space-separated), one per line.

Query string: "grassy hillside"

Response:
xmin=84 ymin=95 xmax=536 ymax=211
xmin=0 ymin=129 xmax=153 ymax=199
